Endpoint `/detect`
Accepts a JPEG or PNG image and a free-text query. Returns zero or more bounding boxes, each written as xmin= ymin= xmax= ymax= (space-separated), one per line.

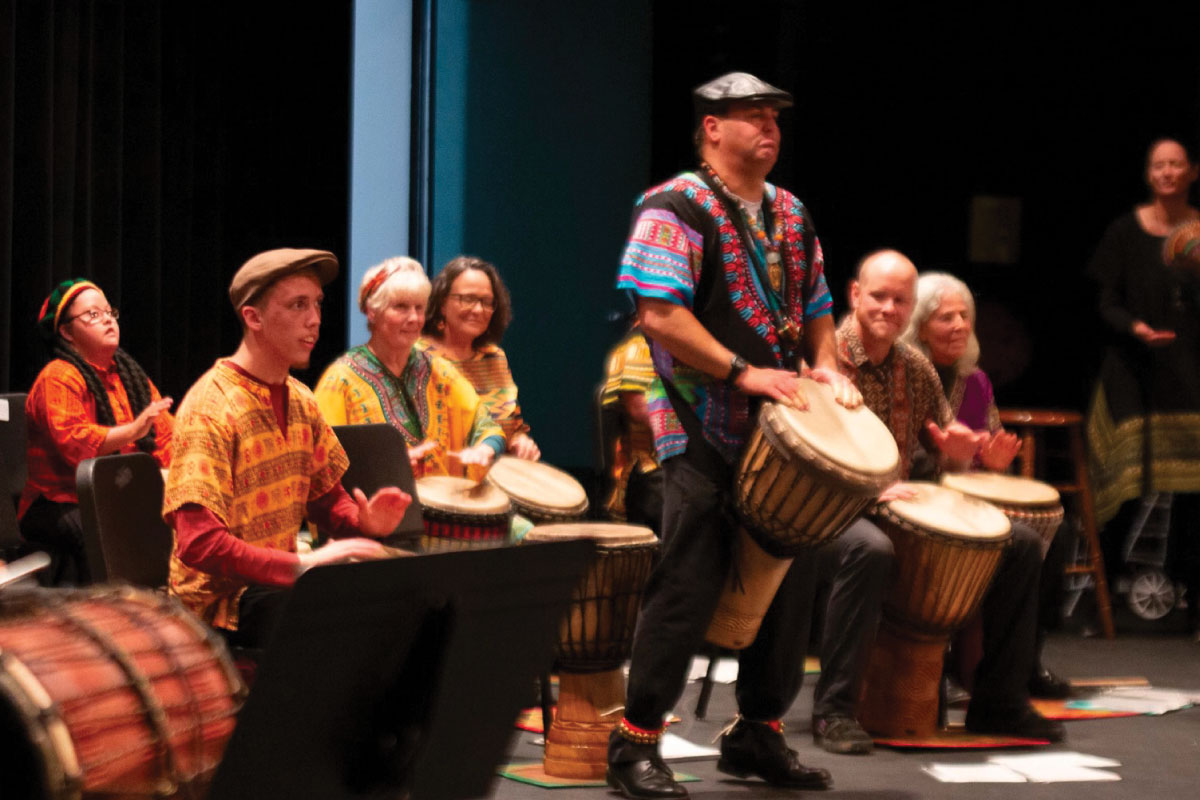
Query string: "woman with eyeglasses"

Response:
xmin=417 ymin=255 xmax=541 ymax=460
xmin=20 ymin=278 xmax=174 ymax=584
xmin=315 ymin=257 xmax=504 ymax=479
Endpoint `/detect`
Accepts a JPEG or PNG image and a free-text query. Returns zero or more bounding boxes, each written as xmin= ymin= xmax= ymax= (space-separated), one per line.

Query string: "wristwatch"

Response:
xmin=727 ymin=353 xmax=748 ymax=385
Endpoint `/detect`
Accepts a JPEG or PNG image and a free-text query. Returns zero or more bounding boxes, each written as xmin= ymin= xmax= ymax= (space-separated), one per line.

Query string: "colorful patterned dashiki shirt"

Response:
xmin=616 ymin=171 xmax=833 ymax=463
xmin=415 ymin=339 xmax=529 ymax=441
xmin=314 ymin=345 xmax=504 ymax=480
xmin=835 ymin=317 xmax=952 ymax=479
xmin=21 ymin=358 xmax=173 ymax=516
xmin=600 ymin=329 xmax=660 ymax=520
xmin=165 ymin=360 xmax=348 ymax=631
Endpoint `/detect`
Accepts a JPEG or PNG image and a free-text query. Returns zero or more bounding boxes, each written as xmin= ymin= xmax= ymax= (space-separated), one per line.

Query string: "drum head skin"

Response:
xmin=885 ymin=482 xmax=1011 ymax=540
xmin=524 ymin=523 xmax=656 ymax=548
xmin=416 ymin=476 xmax=512 ymax=515
xmin=940 ymin=471 xmax=1060 ymax=506
xmin=486 ymin=457 xmax=589 ymax=514
xmin=765 ymin=378 xmax=899 ymax=480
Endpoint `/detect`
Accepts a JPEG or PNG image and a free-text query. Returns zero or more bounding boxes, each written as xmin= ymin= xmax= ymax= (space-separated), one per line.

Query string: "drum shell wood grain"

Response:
xmin=0 ymin=587 xmax=245 ymax=800
xmin=542 ymin=669 xmax=624 ymax=779
xmin=705 ymin=528 xmax=793 ymax=650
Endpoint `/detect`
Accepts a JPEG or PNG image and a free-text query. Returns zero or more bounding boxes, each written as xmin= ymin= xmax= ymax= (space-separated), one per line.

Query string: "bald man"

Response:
xmin=809 ymin=250 xmax=1062 ymax=754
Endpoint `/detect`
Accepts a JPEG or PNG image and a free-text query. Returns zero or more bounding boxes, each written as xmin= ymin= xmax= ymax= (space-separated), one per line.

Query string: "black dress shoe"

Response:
xmin=717 ymin=718 xmax=832 ymax=789
xmin=1029 ymin=665 xmax=1073 ymax=699
xmin=965 ymin=704 xmax=1066 ymax=743
xmin=606 ymin=757 xmax=687 ymax=799
xmin=606 ymin=730 xmax=687 ymax=800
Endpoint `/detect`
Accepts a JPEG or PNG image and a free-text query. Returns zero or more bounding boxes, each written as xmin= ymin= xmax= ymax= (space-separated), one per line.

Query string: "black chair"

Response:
xmin=0 ymin=393 xmax=28 ymax=559
xmin=76 ymin=452 xmax=172 ymax=588
xmin=332 ymin=423 xmax=423 ymax=547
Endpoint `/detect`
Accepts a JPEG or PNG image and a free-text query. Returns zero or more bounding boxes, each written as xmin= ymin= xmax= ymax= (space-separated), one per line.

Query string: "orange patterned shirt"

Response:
xmin=20 ymin=358 xmax=173 ymax=517
xmin=165 ymin=360 xmax=348 ymax=630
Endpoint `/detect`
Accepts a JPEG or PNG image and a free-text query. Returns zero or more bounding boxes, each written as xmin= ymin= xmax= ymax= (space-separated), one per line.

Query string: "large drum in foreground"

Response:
xmin=858 ymin=483 xmax=1011 ymax=738
xmin=0 ymin=587 xmax=245 ymax=799
xmin=486 ymin=456 xmax=589 ymax=523
xmin=940 ymin=471 xmax=1063 ymax=556
xmin=523 ymin=523 xmax=657 ymax=779
xmin=707 ymin=382 xmax=900 ymax=649
xmin=415 ymin=475 xmax=513 ymax=551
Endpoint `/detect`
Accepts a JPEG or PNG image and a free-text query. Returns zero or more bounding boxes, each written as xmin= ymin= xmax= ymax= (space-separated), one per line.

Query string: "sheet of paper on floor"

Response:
xmin=1069 ymin=686 xmax=1195 ymax=715
xmin=686 ymin=656 xmax=738 ymax=684
xmin=922 ymin=763 xmax=1026 ymax=783
xmin=660 ymin=732 xmax=720 ymax=761
xmin=988 ymin=751 xmax=1121 ymax=769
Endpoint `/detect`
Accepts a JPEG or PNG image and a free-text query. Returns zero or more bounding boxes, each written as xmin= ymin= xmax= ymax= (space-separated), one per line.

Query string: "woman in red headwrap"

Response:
xmin=20 ymin=278 xmax=174 ymax=584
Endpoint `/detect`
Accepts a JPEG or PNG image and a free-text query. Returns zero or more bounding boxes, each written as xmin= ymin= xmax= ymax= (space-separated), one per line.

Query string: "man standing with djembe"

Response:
xmin=606 ymin=72 xmax=860 ymax=800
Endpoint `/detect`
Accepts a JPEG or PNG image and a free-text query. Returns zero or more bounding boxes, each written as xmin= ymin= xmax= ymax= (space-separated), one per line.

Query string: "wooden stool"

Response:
xmin=998 ymin=409 xmax=1115 ymax=639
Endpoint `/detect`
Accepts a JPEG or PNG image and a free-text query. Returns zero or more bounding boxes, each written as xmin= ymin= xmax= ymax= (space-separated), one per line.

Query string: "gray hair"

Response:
xmin=358 ymin=256 xmax=431 ymax=331
xmin=900 ymin=271 xmax=980 ymax=376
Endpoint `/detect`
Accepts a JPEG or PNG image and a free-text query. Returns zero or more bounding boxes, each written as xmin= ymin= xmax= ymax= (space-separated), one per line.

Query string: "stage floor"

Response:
xmin=489 ymin=623 xmax=1200 ymax=800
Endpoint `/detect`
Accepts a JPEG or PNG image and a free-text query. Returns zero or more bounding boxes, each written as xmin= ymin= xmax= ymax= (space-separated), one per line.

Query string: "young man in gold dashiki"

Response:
xmin=165 ymin=248 xmax=411 ymax=649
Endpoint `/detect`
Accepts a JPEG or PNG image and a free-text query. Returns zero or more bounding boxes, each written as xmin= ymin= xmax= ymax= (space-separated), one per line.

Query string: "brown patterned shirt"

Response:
xmin=835 ymin=317 xmax=952 ymax=479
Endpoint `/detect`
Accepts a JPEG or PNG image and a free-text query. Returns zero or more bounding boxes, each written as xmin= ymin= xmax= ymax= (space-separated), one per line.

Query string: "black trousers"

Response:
xmin=19 ymin=496 xmax=89 ymax=585
xmin=622 ymin=432 xmax=816 ymax=731
xmin=220 ymin=584 xmax=290 ymax=652
xmin=813 ymin=516 xmax=1043 ymax=717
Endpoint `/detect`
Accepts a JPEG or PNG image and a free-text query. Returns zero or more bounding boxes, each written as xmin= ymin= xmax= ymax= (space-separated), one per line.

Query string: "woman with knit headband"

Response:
xmin=20 ymin=278 xmax=175 ymax=584
xmin=315 ymin=257 xmax=503 ymax=479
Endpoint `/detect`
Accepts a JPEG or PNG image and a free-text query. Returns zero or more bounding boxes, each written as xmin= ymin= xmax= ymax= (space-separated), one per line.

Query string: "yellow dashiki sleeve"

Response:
xmin=601 ymin=331 xmax=660 ymax=519
xmin=426 ymin=356 xmax=505 ymax=481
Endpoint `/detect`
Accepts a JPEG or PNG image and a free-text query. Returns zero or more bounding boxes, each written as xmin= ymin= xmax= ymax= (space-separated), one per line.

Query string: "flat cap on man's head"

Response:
xmin=693 ymin=71 xmax=794 ymax=115
xmin=229 ymin=248 xmax=339 ymax=309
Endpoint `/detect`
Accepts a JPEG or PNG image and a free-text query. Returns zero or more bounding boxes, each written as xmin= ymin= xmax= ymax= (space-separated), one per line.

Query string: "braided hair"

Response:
xmin=38 ymin=278 xmax=159 ymax=454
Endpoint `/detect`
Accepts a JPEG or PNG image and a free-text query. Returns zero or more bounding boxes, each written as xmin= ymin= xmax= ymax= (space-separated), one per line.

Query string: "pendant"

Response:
xmin=778 ymin=321 xmax=800 ymax=347
xmin=767 ymin=253 xmax=783 ymax=293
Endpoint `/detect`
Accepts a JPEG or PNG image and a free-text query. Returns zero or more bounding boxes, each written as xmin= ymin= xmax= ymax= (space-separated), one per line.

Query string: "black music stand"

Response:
xmin=209 ymin=540 xmax=594 ymax=800
xmin=334 ymin=423 xmax=425 ymax=548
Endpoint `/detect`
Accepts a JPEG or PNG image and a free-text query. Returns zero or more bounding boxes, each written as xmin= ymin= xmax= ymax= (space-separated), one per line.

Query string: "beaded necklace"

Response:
xmin=700 ymin=161 xmax=786 ymax=293
xmin=699 ymin=162 xmax=800 ymax=349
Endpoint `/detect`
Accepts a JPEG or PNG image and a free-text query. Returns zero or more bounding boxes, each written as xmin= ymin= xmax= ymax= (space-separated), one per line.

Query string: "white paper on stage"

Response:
xmin=1069 ymin=686 xmax=1195 ymax=715
xmin=1013 ymin=765 xmax=1121 ymax=783
xmin=686 ymin=656 xmax=738 ymax=684
xmin=922 ymin=763 xmax=1026 ymax=783
xmin=989 ymin=751 xmax=1121 ymax=770
xmin=660 ymin=732 xmax=720 ymax=761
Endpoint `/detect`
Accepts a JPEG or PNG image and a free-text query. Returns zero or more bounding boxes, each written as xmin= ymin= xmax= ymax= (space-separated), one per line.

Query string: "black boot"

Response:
xmin=606 ymin=729 xmax=687 ymax=800
xmin=1028 ymin=663 xmax=1073 ymax=699
xmin=717 ymin=717 xmax=832 ymax=789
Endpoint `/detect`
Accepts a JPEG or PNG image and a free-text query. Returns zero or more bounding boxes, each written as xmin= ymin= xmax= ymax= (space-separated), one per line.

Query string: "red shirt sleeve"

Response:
xmin=307 ymin=483 xmax=362 ymax=539
xmin=169 ymin=504 xmax=300 ymax=587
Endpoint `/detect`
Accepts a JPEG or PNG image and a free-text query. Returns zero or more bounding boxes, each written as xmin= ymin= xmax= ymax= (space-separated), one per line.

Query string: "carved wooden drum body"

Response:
xmin=486 ymin=456 xmax=590 ymax=523
xmin=941 ymin=471 xmax=1063 ymax=557
xmin=415 ymin=475 xmax=513 ymax=551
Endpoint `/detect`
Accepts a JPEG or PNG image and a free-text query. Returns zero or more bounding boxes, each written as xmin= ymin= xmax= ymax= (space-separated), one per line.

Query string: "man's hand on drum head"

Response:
xmin=297 ymin=537 xmax=393 ymax=575
xmin=737 ymin=365 xmax=809 ymax=410
xmin=807 ymin=366 xmax=862 ymax=409
xmin=878 ymin=482 xmax=919 ymax=504
xmin=407 ymin=439 xmax=440 ymax=473
xmin=927 ymin=420 xmax=985 ymax=464
xmin=353 ymin=487 xmax=413 ymax=538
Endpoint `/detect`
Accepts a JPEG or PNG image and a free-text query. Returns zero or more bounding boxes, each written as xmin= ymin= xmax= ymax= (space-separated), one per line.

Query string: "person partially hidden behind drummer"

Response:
xmin=164 ymin=249 xmax=412 ymax=651
xmin=809 ymin=249 xmax=1063 ymax=754
xmin=607 ymin=72 xmax=862 ymax=799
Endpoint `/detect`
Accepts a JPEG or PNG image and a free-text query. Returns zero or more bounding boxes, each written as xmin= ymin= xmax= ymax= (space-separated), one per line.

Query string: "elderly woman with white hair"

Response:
xmin=901 ymin=270 xmax=1071 ymax=699
xmin=315 ymin=256 xmax=504 ymax=478
xmin=900 ymin=271 xmax=1020 ymax=471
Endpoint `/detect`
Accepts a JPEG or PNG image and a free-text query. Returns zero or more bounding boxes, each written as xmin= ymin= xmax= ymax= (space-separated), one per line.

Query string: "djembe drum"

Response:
xmin=523 ymin=523 xmax=657 ymax=779
xmin=858 ymin=483 xmax=1011 ymax=738
xmin=707 ymin=380 xmax=900 ymax=649
xmin=415 ymin=475 xmax=513 ymax=551
xmin=941 ymin=471 xmax=1063 ymax=556
xmin=0 ymin=586 xmax=245 ymax=799
xmin=486 ymin=456 xmax=590 ymax=523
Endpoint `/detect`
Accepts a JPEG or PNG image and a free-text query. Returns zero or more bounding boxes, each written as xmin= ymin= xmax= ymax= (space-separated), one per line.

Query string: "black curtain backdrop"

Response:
xmin=0 ymin=0 xmax=352 ymax=400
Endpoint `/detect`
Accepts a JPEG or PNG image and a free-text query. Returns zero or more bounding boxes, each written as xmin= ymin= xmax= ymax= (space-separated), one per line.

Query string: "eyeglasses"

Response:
xmin=65 ymin=307 xmax=120 ymax=326
xmin=449 ymin=293 xmax=495 ymax=311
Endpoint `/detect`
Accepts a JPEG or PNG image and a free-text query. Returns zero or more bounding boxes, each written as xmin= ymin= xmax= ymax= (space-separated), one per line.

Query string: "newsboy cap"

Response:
xmin=693 ymin=71 xmax=794 ymax=114
xmin=229 ymin=248 xmax=339 ymax=309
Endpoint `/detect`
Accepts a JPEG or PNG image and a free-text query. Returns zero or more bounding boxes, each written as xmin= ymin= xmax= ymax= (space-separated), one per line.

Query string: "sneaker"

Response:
xmin=812 ymin=714 xmax=874 ymax=755
xmin=717 ymin=717 xmax=832 ymax=789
